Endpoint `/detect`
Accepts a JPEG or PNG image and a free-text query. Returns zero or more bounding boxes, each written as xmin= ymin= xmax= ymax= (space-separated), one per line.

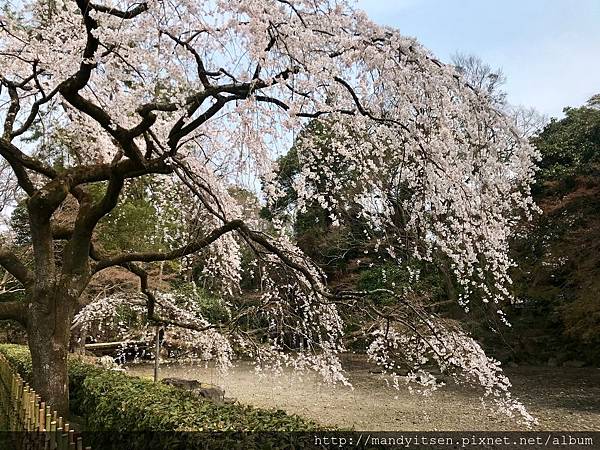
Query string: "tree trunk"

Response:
xmin=27 ymin=298 xmax=74 ymax=417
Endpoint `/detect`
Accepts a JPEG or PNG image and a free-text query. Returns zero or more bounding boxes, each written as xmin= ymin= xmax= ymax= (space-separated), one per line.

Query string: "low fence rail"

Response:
xmin=0 ymin=353 xmax=90 ymax=450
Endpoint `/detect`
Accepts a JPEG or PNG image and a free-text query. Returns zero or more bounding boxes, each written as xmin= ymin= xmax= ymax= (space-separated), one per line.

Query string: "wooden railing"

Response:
xmin=0 ymin=353 xmax=90 ymax=450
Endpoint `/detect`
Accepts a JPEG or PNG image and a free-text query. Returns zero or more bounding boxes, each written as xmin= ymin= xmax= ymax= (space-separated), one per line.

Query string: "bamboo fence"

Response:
xmin=0 ymin=352 xmax=91 ymax=450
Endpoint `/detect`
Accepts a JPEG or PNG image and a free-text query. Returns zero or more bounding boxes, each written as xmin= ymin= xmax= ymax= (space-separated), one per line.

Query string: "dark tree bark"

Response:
xmin=27 ymin=299 xmax=74 ymax=416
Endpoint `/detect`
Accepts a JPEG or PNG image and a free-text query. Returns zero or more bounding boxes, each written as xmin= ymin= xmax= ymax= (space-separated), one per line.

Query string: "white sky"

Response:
xmin=357 ymin=0 xmax=600 ymax=118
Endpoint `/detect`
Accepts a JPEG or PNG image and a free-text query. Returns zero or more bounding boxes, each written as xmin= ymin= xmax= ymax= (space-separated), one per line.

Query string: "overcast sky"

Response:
xmin=357 ymin=0 xmax=600 ymax=118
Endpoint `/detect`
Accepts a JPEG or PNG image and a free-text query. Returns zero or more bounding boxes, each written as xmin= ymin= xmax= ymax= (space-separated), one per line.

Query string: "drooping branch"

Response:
xmin=111 ymin=262 xmax=226 ymax=334
xmin=117 ymin=261 xmax=156 ymax=317
xmin=333 ymin=76 xmax=411 ymax=132
xmin=237 ymin=223 xmax=329 ymax=295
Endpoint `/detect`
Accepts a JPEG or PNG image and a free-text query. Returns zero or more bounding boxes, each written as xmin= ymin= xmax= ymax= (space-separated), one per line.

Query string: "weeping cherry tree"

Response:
xmin=0 ymin=0 xmax=537 ymax=420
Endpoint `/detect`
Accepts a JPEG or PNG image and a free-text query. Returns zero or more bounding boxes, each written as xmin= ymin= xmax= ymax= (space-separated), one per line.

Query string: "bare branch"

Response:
xmin=161 ymin=30 xmax=212 ymax=89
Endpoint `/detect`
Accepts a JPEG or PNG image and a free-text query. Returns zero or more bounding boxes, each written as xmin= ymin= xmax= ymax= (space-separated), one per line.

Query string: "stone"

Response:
xmin=562 ymin=360 xmax=585 ymax=368
xmin=161 ymin=377 xmax=225 ymax=403
xmin=98 ymin=355 xmax=122 ymax=370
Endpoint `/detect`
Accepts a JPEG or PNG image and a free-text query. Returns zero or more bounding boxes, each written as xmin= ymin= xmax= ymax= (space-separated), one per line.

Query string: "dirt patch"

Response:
xmin=126 ymin=355 xmax=600 ymax=431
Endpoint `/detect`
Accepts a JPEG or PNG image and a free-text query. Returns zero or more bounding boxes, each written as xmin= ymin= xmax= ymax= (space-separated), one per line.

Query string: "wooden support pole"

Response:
xmin=153 ymin=325 xmax=160 ymax=383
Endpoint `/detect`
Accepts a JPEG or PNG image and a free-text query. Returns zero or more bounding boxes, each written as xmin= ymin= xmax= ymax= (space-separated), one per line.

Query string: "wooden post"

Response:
xmin=153 ymin=325 xmax=160 ymax=383
xmin=153 ymin=259 xmax=165 ymax=384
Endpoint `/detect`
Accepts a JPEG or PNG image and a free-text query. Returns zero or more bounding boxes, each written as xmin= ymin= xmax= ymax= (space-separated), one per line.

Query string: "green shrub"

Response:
xmin=0 ymin=344 xmax=33 ymax=376
xmin=170 ymin=282 xmax=230 ymax=325
xmin=0 ymin=344 xmax=317 ymax=434
xmin=357 ymin=261 xmax=447 ymax=304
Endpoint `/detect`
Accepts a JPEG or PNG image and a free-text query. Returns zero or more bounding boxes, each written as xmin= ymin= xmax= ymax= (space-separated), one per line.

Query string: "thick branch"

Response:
xmin=0 ymin=247 xmax=33 ymax=288
xmin=93 ymin=219 xmax=244 ymax=271
xmin=89 ymin=2 xmax=149 ymax=19
xmin=2 ymin=82 xmax=20 ymax=138
xmin=0 ymin=138 xmax=48 ymax=194
xmin=0 ymin=300 xmax=27 ymax=325
xmin=64 ymin=175 xmax=125 ymax=275
xmin=0 ymin=138 xmax=57 ymax=179
xmin=42 ymin=156 xmax=171 ymax=192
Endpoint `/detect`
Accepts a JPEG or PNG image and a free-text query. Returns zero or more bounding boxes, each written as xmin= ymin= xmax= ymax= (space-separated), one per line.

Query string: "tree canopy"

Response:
xmin=532 ymin=104 xmax=600 ymax=181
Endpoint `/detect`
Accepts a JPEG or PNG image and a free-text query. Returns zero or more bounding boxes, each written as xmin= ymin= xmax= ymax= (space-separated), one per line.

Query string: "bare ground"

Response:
xmin=126 ymin=354 xmax=600 ymax=431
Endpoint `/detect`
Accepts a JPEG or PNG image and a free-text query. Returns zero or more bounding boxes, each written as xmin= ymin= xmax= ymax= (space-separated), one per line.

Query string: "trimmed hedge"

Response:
xmin=0 ymin=344 xmax=317 ymax=432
